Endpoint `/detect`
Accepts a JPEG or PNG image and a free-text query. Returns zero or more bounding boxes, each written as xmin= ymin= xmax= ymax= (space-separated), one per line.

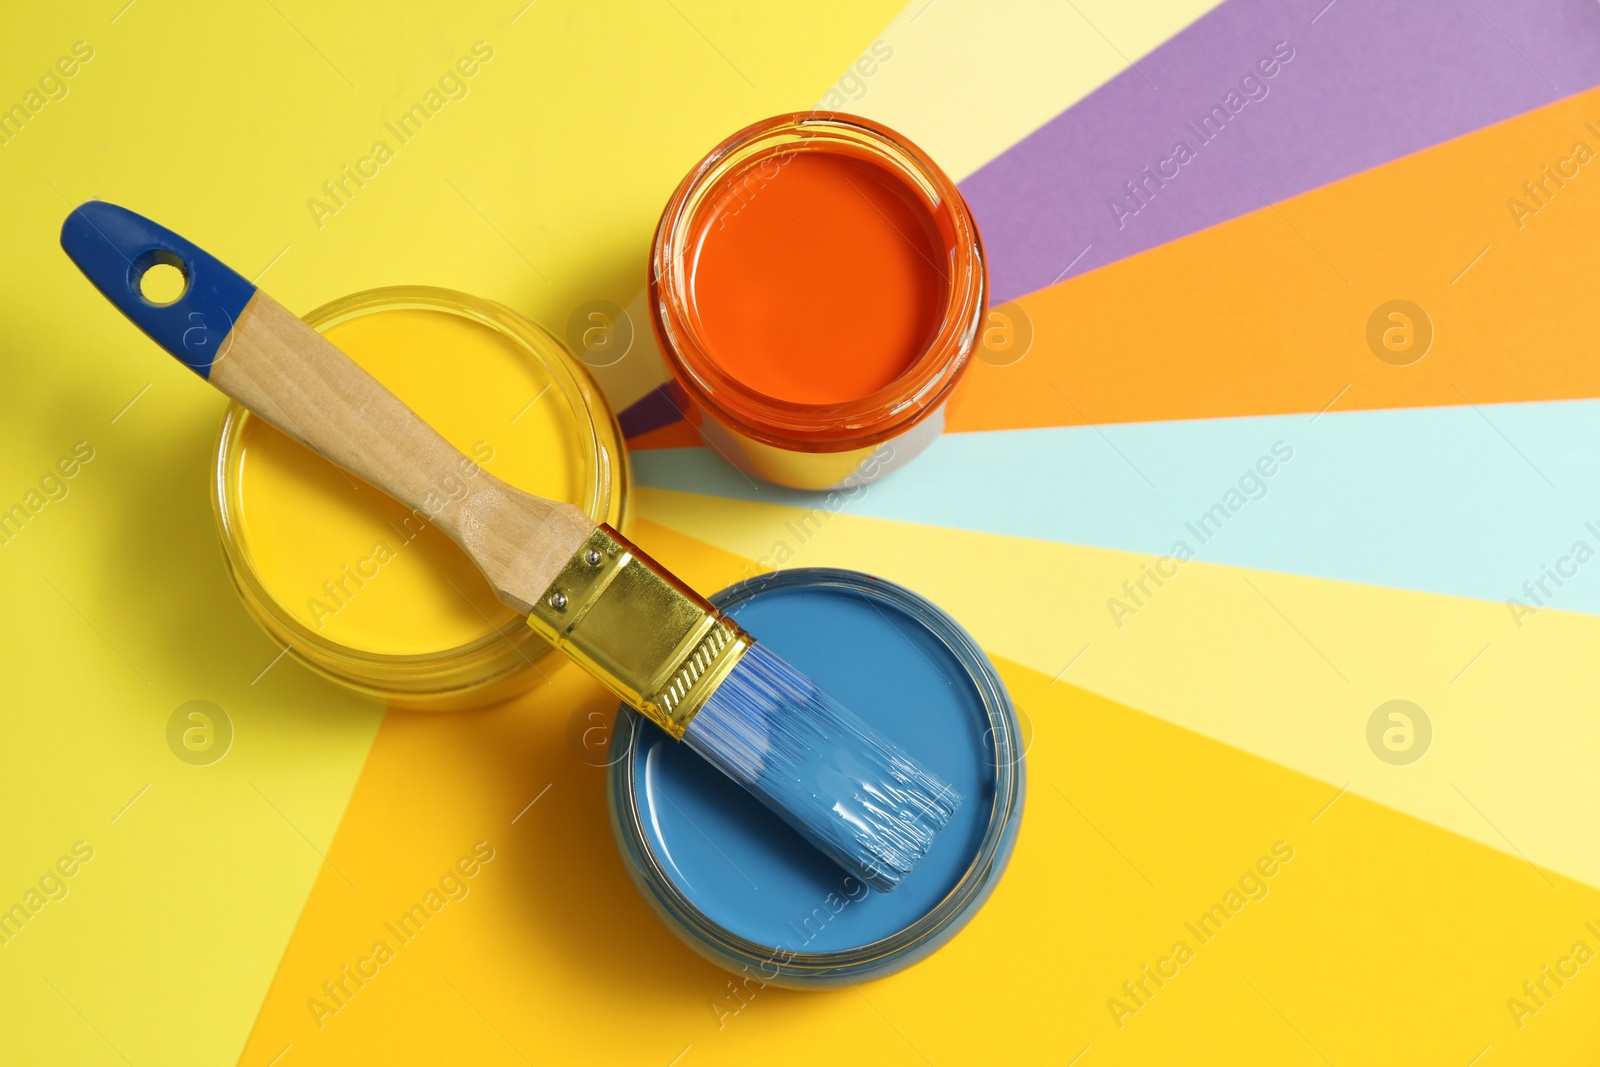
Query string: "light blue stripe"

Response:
xmin=633 ymin=400 xmax=1600 ymax=612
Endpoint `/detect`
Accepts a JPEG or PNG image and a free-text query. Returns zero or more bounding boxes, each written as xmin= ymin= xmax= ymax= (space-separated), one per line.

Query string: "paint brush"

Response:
xmin=61 ymin=201 xmax=960 ymax=892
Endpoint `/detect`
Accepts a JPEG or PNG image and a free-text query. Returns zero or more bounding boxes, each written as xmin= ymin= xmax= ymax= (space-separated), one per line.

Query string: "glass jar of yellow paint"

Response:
xmin=212 ymin=287 xmax=628 ymax=709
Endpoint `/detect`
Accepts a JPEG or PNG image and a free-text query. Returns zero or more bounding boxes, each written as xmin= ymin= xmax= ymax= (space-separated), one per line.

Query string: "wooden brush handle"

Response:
xmin=60 ymin=201 xmax=594 ymax=613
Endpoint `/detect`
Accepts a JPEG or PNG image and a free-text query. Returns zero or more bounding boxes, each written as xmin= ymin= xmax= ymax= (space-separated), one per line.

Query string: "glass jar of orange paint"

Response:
xmin=650 ymin=113 xmax=986 ymax=490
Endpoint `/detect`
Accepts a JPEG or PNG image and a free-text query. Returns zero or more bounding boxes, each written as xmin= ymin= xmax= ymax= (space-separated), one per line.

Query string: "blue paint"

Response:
xmin=614 ymin=570 xmax=1013 ymax=959
xmin=60 ymin=201 xmax=256 ymax=378
xmin=634 ymin=399 xmax=1600 ymax=612
xmin=683 ymin=640 xmax=964 ymax=894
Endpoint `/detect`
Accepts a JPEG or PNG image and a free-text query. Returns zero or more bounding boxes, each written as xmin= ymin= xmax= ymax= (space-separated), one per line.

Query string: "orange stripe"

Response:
xmin=948 ymin=85 xmax=1600 ymax=433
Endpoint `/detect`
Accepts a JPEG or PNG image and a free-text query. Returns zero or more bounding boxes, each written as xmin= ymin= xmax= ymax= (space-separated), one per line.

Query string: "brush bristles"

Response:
xmin=682 ymin=642 xmax=961 ymax=892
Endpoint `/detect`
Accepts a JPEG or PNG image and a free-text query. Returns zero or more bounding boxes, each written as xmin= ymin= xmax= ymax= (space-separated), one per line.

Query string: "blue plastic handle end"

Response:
xmin=60 ymin=201 xmax=257 ymax=379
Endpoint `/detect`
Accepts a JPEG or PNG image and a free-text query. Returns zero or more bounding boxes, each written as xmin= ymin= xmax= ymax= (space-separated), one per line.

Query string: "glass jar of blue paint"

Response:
xmin=607 ymin=567 xmax=1024 ymax=987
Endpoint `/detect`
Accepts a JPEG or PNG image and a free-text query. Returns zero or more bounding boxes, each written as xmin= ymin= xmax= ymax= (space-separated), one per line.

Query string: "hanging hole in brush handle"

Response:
xmin=60 ymin=200 xmax=255 ymax=377
xmin=134 ymin=254 xmax=187 ymax=306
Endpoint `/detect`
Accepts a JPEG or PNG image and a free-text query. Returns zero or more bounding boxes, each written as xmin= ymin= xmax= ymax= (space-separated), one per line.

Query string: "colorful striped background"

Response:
xmin=3 ymin=1 xmax=1599 ymax=1063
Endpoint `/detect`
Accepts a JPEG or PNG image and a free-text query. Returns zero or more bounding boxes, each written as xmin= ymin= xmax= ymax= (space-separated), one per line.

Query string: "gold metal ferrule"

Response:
xmin=525 ymin=525 xmax=751 ymax=738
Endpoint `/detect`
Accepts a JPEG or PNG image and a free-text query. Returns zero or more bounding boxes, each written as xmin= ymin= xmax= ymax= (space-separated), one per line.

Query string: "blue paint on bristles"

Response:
xmin=684 ymin=641 xmax=962 ymax=893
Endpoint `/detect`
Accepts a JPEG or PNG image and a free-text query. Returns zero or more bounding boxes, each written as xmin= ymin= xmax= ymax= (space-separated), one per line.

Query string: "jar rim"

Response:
xmin=211 ymin=285 xmax=628 ymax=704
xmin=609 ymin=567 xmax=1024 ymax=983
xmin=649 ymin=113 xmax=987 ymax=453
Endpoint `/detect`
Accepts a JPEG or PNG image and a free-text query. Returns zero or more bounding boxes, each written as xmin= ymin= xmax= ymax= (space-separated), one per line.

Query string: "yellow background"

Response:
xmin=9 ymin=1 xmax=1594 ymax=1065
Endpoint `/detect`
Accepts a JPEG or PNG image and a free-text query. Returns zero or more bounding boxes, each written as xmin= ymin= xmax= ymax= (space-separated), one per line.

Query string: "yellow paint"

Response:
xmin=237 ymin=520 xmax=1600 ymax=1065
xmin=635 ymin=487 xmax=1600 ymax=892
xmin=234 ymin=307 xmax=578 ymax=655
xmin=0 ymin=1 xmax=907 ymax=1063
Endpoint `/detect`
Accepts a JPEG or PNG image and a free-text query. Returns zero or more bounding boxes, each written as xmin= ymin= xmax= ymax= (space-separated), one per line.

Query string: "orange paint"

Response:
xmin=687 ymin=151 xmax=949 ymax=406
xmin=651 ymin=114 xmax=986 ymax=488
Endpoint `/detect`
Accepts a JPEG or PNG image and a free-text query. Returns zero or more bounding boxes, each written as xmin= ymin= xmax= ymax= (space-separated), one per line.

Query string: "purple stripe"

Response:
xmin=619 ymin=380 xmax=689 ymax=438
xmin=961 ymin=0 xmax=1600 ymax=303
